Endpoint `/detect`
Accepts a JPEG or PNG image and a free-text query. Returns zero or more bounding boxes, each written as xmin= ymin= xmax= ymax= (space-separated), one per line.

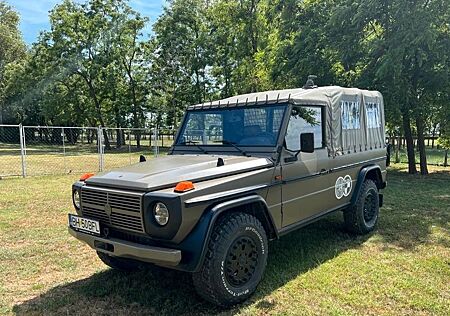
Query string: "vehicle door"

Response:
xmin=280 ymin=105 xmax=336 ymax=227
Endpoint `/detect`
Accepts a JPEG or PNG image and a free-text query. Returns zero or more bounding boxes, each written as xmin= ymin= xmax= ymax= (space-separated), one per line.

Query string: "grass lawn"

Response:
xmin=0 ymin=163 xmax=449 ymax=315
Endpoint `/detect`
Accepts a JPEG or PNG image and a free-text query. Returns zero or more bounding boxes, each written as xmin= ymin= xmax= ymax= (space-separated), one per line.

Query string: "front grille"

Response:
xmin=80 ymin=187 xmax=144 ymax=233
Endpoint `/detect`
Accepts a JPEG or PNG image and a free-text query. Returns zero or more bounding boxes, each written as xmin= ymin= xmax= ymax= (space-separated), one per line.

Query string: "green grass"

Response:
xmin=394 ymin=147 xmax=448 ymax=166
xmin=0 ymin=164 xmax=449 ymax=315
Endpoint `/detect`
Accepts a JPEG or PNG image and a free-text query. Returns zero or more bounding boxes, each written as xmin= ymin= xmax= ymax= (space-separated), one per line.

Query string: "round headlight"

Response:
xmin=72 ymin=190 xmax=81 ymax=209
xmin=153 ymin=202 xmax=169 ymax=226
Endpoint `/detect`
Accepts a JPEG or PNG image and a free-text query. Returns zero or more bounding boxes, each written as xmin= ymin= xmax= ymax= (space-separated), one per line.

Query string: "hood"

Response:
xmin=85 ymin=154 xmax=273 ymax=191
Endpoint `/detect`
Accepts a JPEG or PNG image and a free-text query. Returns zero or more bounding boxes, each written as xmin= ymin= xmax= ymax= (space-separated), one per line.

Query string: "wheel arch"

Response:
xmin=209 ymin=195 xmax=278 ymax=240
xmin=176 ymin=194 xmax=277 ymax=272
xmin=351 ymin=165 xmax=382 ymax=206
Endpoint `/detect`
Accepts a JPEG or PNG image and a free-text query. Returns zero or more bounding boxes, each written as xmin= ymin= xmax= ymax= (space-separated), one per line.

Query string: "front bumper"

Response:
xmin=68 ymin=227 xmax=181 ymax=266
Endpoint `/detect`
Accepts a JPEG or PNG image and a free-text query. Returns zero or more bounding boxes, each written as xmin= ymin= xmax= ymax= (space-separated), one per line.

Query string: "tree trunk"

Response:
xmin=116 ymin=128 xmax=122 ymax=149
xmin=78 ymin=71 xmax=110 ymax=149
xmin=431 ymin=125 xmax=437 ymax=148
xmin=101 ymin=126 xmax=111 ymax=150
xmin=114 ymin=109 xmax=125 ymax=149
xmin=402 ymin=112 xmax=417 ymax=174
xmin=415 ymin=116 xmax=428 ymax=175
xmin=444 ymin=149 xmax=448 ymax=167
xmin=123 ymin=55 xmax=141 ymax=150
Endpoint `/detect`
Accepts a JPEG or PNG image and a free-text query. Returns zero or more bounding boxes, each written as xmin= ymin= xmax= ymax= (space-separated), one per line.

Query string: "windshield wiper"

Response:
xmin=178 ymin=140 xmax=208 ymax=154
xmin=215 ymin=140 xmax=250 ymax=157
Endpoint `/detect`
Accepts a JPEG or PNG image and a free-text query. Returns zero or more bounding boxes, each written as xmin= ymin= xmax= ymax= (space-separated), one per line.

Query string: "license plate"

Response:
xmin=68 ymin=214 xmax=101 ymax=236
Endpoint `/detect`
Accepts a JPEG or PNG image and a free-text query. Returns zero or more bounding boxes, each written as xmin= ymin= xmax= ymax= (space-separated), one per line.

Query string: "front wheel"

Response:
xmin=193 ymin=212 xmax=268 ymax=306
xmin=344 ymin=179 xmax=380 ymax=234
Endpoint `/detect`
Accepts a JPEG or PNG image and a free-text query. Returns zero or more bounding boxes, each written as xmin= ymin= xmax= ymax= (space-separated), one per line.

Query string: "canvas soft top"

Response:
xmin=188 ymin=86 xmax=385 ymax=157
xmin=188 ymin=86 xmax=381 ymax=109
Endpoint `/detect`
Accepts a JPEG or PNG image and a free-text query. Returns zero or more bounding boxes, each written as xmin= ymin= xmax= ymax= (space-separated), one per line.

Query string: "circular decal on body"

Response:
xmin=335 ymin=175 xmax=352 ymax=199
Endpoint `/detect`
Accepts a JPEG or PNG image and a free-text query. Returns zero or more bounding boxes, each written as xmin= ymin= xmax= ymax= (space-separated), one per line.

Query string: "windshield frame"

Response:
xmin=172 ymin=103 xmax=289 ymax=154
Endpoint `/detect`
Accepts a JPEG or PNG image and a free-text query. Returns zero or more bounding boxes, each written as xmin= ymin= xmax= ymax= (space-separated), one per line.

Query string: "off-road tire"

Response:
xmin=344 ymin=179 xmax=379 ymax=234
xmin=192 ymin=212 xmax=268 ymax=306
xmin=97 ymin=251 xmax=143 ymax=271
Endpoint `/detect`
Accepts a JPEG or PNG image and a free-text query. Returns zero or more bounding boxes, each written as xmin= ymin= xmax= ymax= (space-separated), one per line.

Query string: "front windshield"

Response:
xmin=176 ymin=105 xmax=287 ymax=147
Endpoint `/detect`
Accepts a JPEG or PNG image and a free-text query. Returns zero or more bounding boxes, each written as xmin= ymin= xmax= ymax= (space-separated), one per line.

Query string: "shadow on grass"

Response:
xmin=13 ymin=214 xmax=368 ymax=315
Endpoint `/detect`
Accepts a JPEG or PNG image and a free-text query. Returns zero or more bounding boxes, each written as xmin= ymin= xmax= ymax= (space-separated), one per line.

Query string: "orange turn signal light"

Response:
xmin=174 ymin=181 xmax=195 ymax=193
xmin=80 ymin=173 xmax=95 ymax=181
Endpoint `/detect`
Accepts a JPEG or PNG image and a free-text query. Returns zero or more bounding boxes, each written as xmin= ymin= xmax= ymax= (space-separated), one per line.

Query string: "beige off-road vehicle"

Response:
xmin=69 ymin=80 xmax=387 ymax=306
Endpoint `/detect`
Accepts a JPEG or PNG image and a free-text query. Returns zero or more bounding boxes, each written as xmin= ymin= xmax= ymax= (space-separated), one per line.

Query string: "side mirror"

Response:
xmin=300 ymin=133 xmax=314 ymax=153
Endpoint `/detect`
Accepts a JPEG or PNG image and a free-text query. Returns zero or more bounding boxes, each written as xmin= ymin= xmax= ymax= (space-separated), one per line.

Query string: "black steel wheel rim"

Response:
xmin=363 ymin=190 xmax=377 ymax=223
xmin=225 ymin=236 xmax=259 ymax=287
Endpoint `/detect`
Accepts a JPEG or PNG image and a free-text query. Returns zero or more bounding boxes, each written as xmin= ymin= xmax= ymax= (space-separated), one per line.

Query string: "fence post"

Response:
xmin=62 ymin=127 xmax=66 ymax=174
xmin=98 ymin=126 xmax=104 ymax=172
xmin=149 ymin=128 xmax=152 ymax=147
xmin=153 ymin=128 xmax=159 ymax=157
xmin=128 ymin=129 xmax=132 ymax=165
xmin=19 ymin=124 xmax=27 ymax=178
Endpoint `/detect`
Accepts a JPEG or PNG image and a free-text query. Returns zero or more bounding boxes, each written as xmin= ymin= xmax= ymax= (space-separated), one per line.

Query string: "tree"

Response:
xmin=0 ymin=1 xmax=26 ymax=124
xmin=5 ymin=0 xmax=149 ymax=148
xmin=2 ymin=0 xmax=449 ymax=174
xmin=323 ymin=0 xmax=450 ymax=174
xmin=149 ymin=0 xmax=214 ymax=127
xmin=268 ymin=0 xmax=341 ymax=89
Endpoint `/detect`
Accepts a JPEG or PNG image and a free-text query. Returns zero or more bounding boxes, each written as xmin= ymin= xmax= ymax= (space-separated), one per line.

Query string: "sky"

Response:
xmin=8 ymin=0 xmax=166 ymax=45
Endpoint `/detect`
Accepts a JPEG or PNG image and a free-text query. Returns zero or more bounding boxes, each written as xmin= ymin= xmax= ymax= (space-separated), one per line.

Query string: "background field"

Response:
xmin=395 ymin=147 xmax=448 ymax=166
xmin=0 ymin=163 xmax=449 ymax=315
xmin=0 ymin=143 xmax=168 ymax=177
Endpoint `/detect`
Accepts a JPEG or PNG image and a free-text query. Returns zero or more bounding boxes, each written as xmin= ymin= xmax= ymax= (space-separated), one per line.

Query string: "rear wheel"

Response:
xmin=344 ymin=179 xmax=380 ymax=234
xmin=97 ymin=251 xmax=143 ymax=271
xmin=193 ymin=212 xmax=268 ymax=306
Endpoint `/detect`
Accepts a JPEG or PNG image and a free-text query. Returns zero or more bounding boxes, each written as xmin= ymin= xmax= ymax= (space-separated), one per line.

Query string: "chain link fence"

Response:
xmin=0 ymin=125 xmax=24 ymax=177
xmin=0 ymin=125 xmax=176 ymax=178
xmin=2 ymin=124 xmax=449 ymax=178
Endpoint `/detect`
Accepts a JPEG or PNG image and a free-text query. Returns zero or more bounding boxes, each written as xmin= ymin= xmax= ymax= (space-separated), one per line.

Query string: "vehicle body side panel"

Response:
xmin=264 ymin=165 xmax=282 ymax=229
xmin=280 ymin=148 xmax=334 ymax=226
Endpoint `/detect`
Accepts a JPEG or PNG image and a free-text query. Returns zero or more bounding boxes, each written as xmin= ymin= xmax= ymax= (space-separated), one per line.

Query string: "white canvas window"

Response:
xmin=341 ymin=101 xmax=360 ymax=130
xmin=285 ymin=106 xmax=323 ymax=151
xmin=365 ymin=102 xmax=381 ymax=128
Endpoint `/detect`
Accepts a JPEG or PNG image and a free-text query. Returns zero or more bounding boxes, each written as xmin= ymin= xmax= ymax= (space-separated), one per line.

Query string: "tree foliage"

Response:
xmin=2 ymin=0 xmax=449 ymax=171
xmin=0 ymin=1 xmax=26 ymax=123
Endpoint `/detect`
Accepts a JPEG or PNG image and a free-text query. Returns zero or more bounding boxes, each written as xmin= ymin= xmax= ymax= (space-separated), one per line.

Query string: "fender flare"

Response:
xmin=350 ymin=165 xmax=382 ymax=206
xmin=175 ymin=194 xmax=277 ymax=272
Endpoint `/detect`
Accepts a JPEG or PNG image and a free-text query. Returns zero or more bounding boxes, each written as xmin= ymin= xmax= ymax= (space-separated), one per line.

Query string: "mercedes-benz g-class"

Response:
xmin=69 ymin=83 xmax=387 ymax=306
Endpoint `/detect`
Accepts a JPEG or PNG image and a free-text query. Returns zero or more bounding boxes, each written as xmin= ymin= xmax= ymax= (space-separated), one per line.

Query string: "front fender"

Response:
xmin=351 ymin=165 xmax=382 ymax=206
xmin=175 ymin=194 xmax=276 ymax=272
